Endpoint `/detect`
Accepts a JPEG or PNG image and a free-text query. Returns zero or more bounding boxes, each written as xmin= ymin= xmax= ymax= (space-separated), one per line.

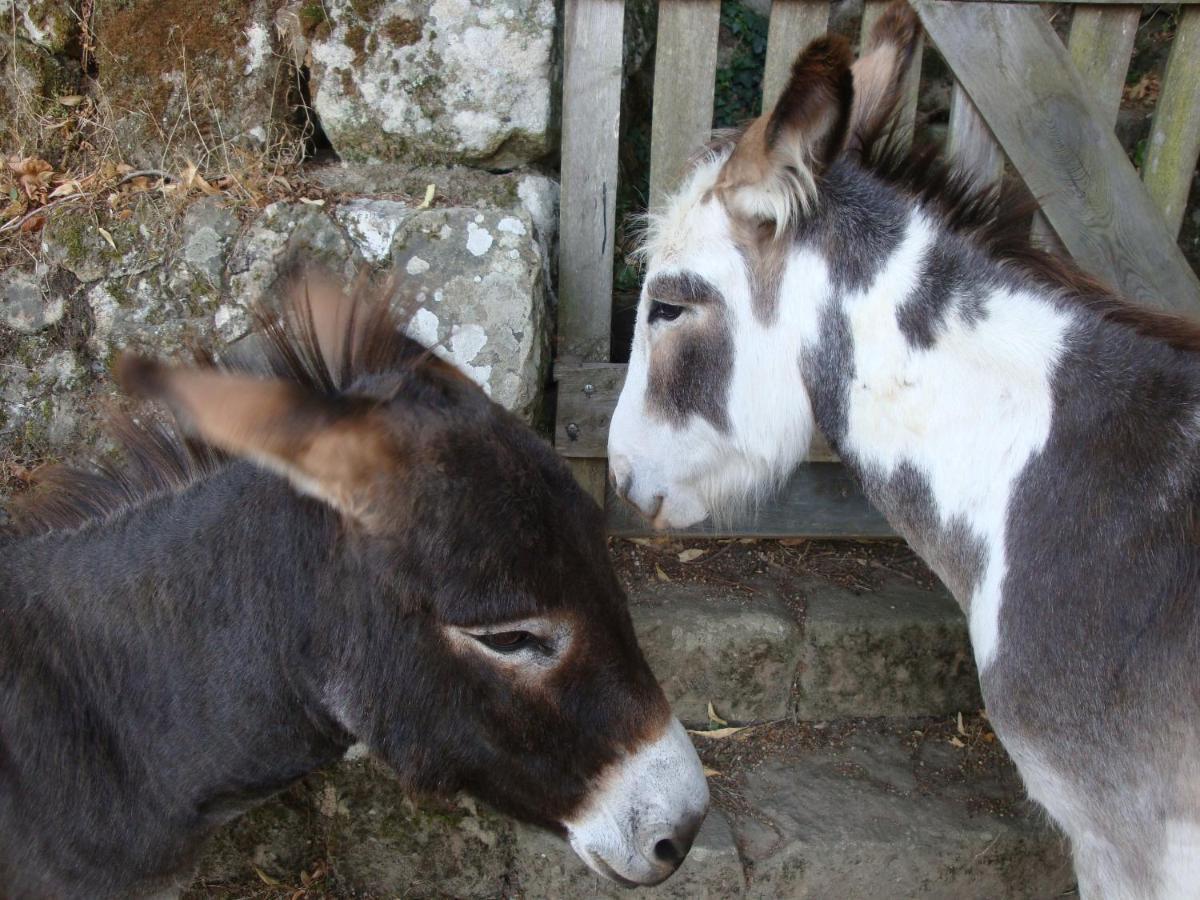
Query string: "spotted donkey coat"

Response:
xmin=0 ymin=283 xmax=707 ymax=898
xmin=608 ymin=5 xmax=1200 ymax=897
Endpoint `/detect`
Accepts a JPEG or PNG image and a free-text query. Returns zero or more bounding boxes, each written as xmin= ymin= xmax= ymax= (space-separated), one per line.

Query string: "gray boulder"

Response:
xmin=302 ymin=0 xmax=556 ymax=168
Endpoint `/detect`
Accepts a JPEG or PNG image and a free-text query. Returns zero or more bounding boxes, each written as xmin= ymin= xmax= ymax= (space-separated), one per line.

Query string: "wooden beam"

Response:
xmin=607 ymin=464 xmax=894 ymax=539
xmin=555 ymin=363 xmax=838 ymax=462
xmin=1143 ymin=7 xmax=1200 ymax=238
xmin=648 ymin=0 xmax=722 ymax=210
xmin=861 ymin=0 xmax=924 ymax=148
xmin=914 ymin=0 xmax=1200 ymax=315
xmin=558 ymin=0 xmax=625 ymax=503
xmin=763 ymin=0 xmax=830 ymax=111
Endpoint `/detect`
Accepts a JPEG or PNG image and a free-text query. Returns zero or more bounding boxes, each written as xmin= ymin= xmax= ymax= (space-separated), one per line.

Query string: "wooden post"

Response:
xmin=763 ymin=0 xmax=831 ymax=110
xmin=647 ymin=0 xmax=722 ymax=210
xmin=558 ymin=0 xmax=625 ymax=503
xmin=946 ymin=85 xmax=1004 ymax=186
xmin=1143 ymin=7 xmax=1200 ymax=238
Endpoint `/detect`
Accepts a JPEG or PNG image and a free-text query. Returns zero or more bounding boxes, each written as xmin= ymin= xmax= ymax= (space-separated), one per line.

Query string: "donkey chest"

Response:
xmin=832 ymin=288 xmax=1074 ymax=668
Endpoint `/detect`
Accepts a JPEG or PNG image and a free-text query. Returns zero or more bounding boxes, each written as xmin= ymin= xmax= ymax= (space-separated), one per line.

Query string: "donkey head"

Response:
xmin=609 ymin=3 xmax=920 ymax=528
xmin=118 ymin=282 xmax=708 ymax=886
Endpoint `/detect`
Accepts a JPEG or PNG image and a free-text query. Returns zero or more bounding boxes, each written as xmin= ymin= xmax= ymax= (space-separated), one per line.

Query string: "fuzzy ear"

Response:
xmin=848 ymin=0 xmax=922 ymax=152
xmin=715 ymin=36 xmax=854 ymax=232
xmin=115 ymin=355 xmax=396 ymax=522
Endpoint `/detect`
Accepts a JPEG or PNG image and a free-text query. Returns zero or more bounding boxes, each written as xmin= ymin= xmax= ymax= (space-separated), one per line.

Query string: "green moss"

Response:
xmin=344 ymin=24 xmax=369 ymax=64
xmin=383 ymin=16 xmax=422 ymax=47
xmin=298 ymin=1 xmax=330 ymax=34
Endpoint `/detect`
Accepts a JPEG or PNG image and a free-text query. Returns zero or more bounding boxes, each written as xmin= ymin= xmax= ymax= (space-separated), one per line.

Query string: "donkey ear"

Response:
xmin=116 ymin=355 xmax=395 ymax=522
xmin=716 ymin=36 xmax=853 ymax=230
xmin=848 ymin=0 xmax=922 ymax=151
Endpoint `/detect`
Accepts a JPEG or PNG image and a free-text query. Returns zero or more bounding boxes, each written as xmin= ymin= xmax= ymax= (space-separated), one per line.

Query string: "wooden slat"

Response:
xmin=861 ymin=0 xmax=924 ymax=148
xmin=1067 ymin=5 xmax=1139 ymax=129
xmin=1143 ymin=7 xmax=1200 ymax=238
xmin=647 ymin=0 xmax=721 ymax=210
xmin=946 ymin=84 xmax=1004 ymax=186
xmin=914 ymin=0 xmax=1200 ymax=315
xmin=607 ymin=464 xmax=894 ymax=538
xmin=559 ymin=0 xmax=624 ymax=363
xmin=762 ymin=0 xmax=831 ymax=111
xmin=555 ymin=363 xmax=838 ymax=462
xmin=558 ymin=0 xmax=625 ymax=502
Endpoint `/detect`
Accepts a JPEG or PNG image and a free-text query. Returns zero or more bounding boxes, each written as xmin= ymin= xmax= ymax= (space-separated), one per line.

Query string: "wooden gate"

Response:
xmin=555 ymin=0 xmax=1200 ymax=538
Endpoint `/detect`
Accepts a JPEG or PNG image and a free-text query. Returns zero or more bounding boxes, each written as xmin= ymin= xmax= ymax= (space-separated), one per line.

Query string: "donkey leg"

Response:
xmin=1070 ymin=830 xmax=1153 ymax=900
xmin=1157 ymin=819 xmax=1200 ymax=899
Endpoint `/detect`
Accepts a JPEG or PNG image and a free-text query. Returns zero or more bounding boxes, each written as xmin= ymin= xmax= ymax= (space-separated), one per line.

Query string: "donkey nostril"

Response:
xmin=654 ymin=838 xmax=683 ymax=865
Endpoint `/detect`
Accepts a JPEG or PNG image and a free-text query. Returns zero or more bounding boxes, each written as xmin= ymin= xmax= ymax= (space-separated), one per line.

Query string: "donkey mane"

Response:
xmin=857 ymin=125 xmax=1200 ymax=355
xmin=5 ymin=283 xmax=431 ymax=537
xmin=673 ymin=117 xmax=1200 ymax=355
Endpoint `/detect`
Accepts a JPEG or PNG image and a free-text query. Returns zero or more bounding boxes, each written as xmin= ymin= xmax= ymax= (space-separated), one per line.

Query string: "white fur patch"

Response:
xmin=838 ymin=211 xmax=1073 ymax=669
xmin=565 ymin=718 xmax=709 ymax=886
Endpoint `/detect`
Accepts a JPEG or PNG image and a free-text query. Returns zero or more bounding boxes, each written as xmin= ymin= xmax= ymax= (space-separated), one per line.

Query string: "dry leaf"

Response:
xmin=20 ymin=215 xmax=45 ymax=233
xmin=97 ymin=226 xmax=116 ymax=250
xmin=8 ymin=156 xmax=54 ymax=202
xmin=48 ymin=181 xmax=82 ymax=199
xmin=253 ymin=866 xmax=281 ymax=886
xmin=707 ymin=702 xmax=728 ymax=727
xmin=418 ymin=182 xmax=436 ymax=209
xmin=654 ymin=565 xmax=671 ymax=582
xmin=299 ymin=196 xmax=325 ymax=206
xmin=702 ymin=766 xmax=721 ymax=777
xmin=678 ymin=548 xmax=705 ymax=563
xmin=56 ymin=94 xmax=84 ymax=106
xmin=948 ymin=736 xmax=966 ymax=749
xmin=956 ymin=711 xmax=967 ymax=736
xmin=688 ymin=726 xmax=745 ymax=740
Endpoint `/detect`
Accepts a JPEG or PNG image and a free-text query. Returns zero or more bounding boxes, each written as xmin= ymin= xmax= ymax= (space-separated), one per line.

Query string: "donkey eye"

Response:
xmin=474 ymin=630 xmax=536 ymax=653
xmin=648 ymin=301 xmax=685 ymax=324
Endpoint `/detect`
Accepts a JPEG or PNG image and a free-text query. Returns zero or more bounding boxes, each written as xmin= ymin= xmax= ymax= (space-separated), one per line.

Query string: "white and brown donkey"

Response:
xmin=609 ymin=4 xmax=1200 ymax=897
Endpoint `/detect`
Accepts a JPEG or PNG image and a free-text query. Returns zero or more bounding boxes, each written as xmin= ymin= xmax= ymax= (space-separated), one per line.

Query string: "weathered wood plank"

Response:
xmin=914 ymin=0 xmax=1200 ymax=315
xmin=607 ymin=464 xmax=894 ymax=538
xmin=1067 ymin=5 xmax=1139 ymax=129
xmin=946 ymin=83 xmax=1004 ymax=186
xmin=648 ymin=0 xmax=722 ymax=210
xmin=559 ymin=0 xmax=624 ymax=363
xmin=1143 ymin=7 xmax=1200 ymax=238
xmin=861 ymin=0 xmax=924 ymax=148
xmin=558 ymin=0 xmax=625 ymax=502
xmin=763 ymin=0 xmax=831 ymax=111
xmin=555 ymin=363 xmax=838 ymax=462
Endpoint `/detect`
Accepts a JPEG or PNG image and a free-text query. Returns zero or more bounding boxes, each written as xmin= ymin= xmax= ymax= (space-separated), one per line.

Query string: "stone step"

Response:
xmin=629 ymin=574 xmax=981 ymax=727
xmin=190 ymin=717 xmax=1074 ymax=898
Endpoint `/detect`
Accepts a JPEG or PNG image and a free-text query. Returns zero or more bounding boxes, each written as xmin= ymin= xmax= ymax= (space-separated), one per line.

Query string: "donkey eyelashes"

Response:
xmin=474 ymin=630 xmax=538 ymax=653
xmin=648 ymin=301 xmax=686 ymax=324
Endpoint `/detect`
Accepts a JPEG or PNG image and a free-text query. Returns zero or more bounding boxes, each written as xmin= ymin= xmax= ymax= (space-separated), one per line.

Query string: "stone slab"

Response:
xmin=630 ymin=581 xmax=803 ymax=726
xmin=793 ymin=577 xmax=982 ymax=720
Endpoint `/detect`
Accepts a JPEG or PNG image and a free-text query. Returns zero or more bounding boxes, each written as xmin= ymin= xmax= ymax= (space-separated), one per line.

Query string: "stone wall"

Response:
xmin=0 ymin=1 xmax=561 ymax=472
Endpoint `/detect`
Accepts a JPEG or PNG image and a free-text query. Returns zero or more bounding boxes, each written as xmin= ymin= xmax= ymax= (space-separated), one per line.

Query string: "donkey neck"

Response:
xmin=792 ymin=171 xmax=1079 ymax=663
xmin=0 ymin=464 xmax=354 ymax=885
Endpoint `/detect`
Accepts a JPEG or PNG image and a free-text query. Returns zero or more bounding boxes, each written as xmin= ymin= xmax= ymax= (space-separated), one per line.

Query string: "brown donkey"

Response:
xmin=610 ymin=3 xmax=1199 ymax=897
xmin=0 ymin=282 xmax=707 ymax=897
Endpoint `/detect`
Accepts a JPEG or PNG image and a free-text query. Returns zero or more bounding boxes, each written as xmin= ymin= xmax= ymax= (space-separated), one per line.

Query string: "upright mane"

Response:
xmin=4 ymin=278 xmax=430 ymax=537
xmin=856 ymin=124 xmax=1200 ymax=355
